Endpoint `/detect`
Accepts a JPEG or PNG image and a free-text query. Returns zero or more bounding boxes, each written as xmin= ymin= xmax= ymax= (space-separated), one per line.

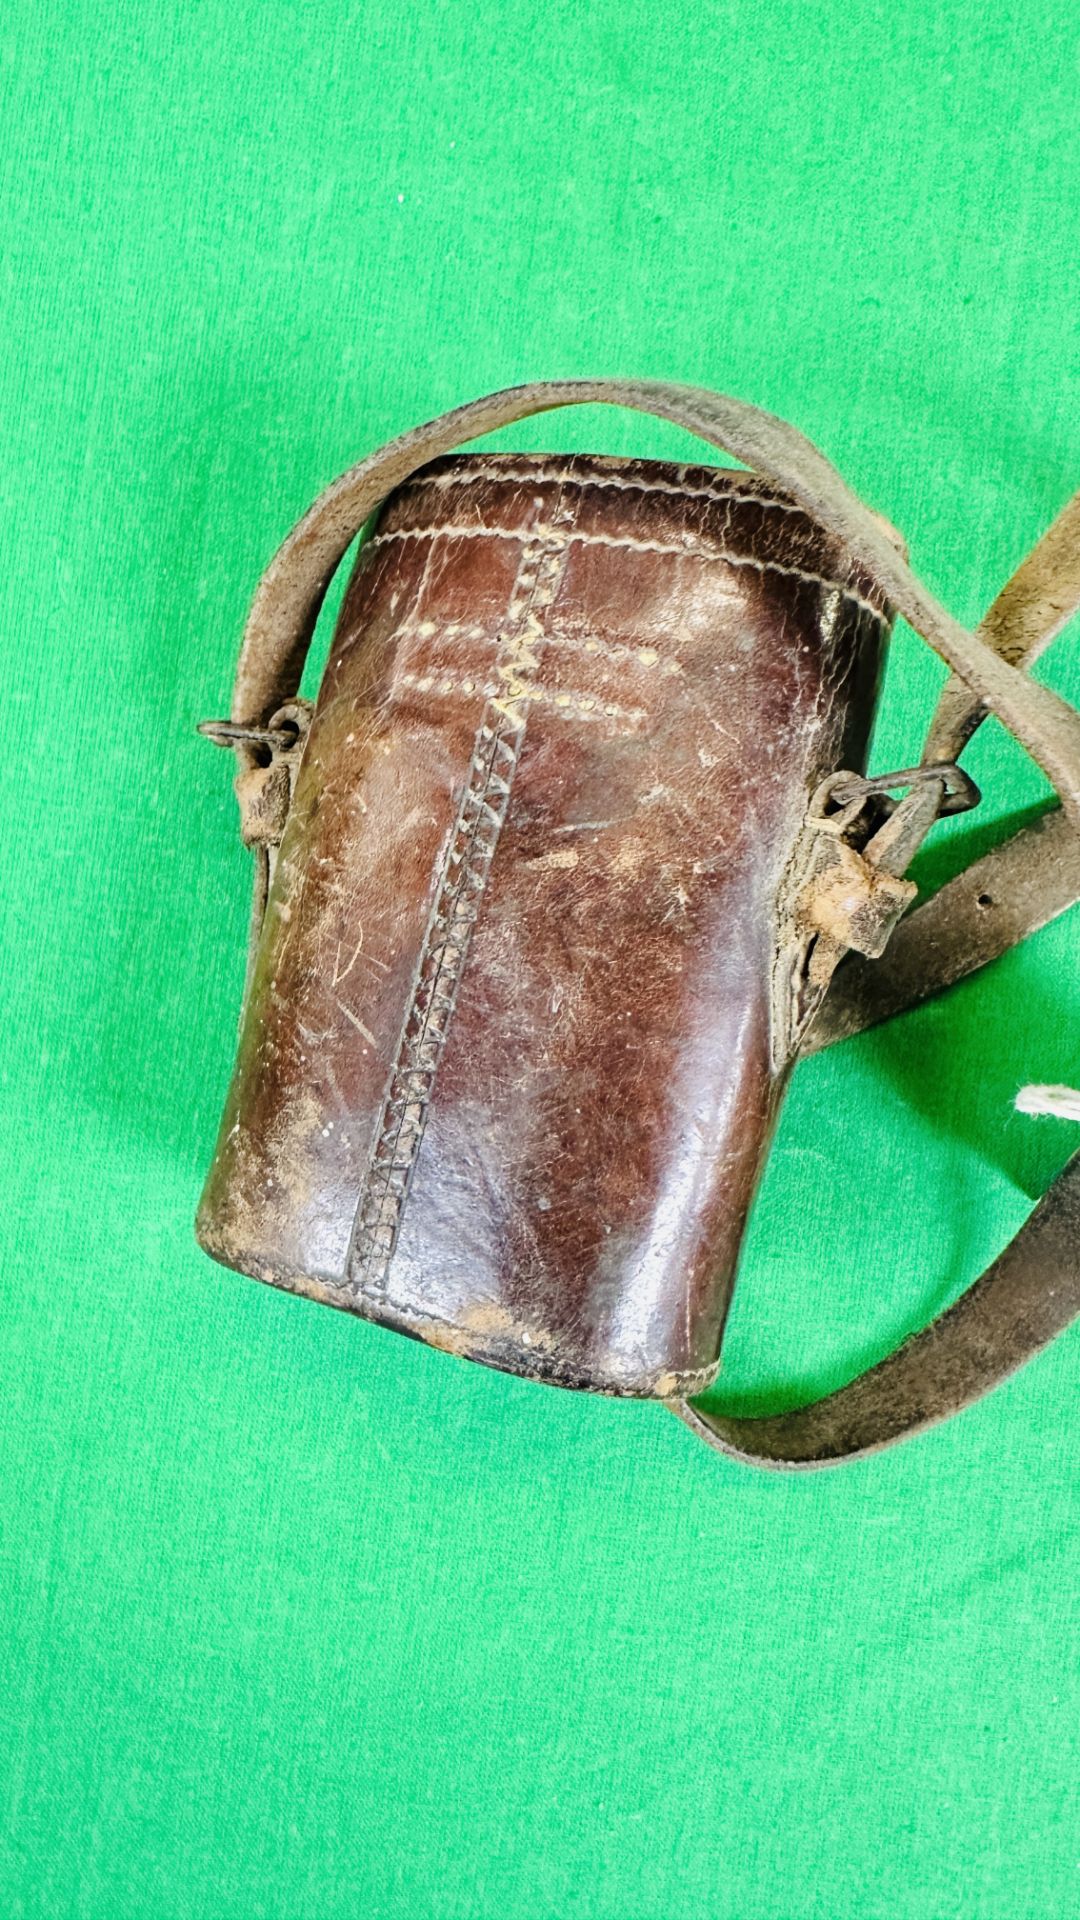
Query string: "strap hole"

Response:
xmin=976 ymin=892 xmax=994 ymax=908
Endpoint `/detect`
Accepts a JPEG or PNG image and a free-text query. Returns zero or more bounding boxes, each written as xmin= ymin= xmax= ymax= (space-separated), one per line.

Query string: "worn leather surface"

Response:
xmin=197 ymin=452 xmax=888 ymax=1394
xmin=197 ymin=380 xmax=1080 ymax=1462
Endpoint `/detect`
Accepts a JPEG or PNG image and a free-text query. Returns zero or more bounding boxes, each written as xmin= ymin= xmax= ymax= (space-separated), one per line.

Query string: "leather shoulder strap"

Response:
xmin=924 ymin=488 xmax=1080 ymax=764
xmin=807 ymin=804 xmax=1080 ymax=1052
xmin=669 ymin=1150 xmax=1080 ymax=1468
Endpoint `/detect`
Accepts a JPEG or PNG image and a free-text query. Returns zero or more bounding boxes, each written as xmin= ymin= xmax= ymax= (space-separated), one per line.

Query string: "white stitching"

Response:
xmin=345 ymin=723 xmax=520 ymax=1296
xmin=397 ymin=669 xmax=645 ymax=727
xmin=400 ymin=462 xmax=803 ymax=516
xmin=394 ymin=621 xmax=680 ymax=676
xmin=401 ymin=620 xmax=495 ymax=642
xmin=366 ymin=523 xmax=886 ymax=623
xmin=346 ymin=515 xmax=575 ymax=1299
xmin=546 ymin=632 xmax=683 ymax=676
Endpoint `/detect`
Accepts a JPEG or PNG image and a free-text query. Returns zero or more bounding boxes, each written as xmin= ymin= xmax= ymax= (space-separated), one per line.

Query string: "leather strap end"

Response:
xmin=805 ymin=806 xmax=1080 ymax=1054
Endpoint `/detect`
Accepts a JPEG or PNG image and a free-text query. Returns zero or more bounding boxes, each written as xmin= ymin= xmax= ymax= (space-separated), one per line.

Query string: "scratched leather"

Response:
xmin=197 ymin=454 xmax=889 ymax=1394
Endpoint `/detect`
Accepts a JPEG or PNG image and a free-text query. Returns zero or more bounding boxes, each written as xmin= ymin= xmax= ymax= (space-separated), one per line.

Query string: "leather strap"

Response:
xmin=220 ymin=380 xmax=1080 ymax=1465
xmin=805 ymin=480 xmax=1080 ymax=1048
xmin=924 ymin=487 xmax=1080 ymax=764
xmin=670 ymin=1150 xmax=1080 ymax=1468
xmin=807 ymin=805 xmax=1080 ymax=1052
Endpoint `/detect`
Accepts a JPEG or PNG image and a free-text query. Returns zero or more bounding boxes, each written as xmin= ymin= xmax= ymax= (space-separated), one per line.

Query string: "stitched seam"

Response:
xmin=395 ymin=619 xmax=493 ymax=642
xmin=345 ymin=512 xmax=574 ymax=1300
xmin=399 ymin=463 xmax=803 ymax=516
xmin=395 ymin=625 xmax=683 ymax=678
xmin=538 ymin=631 xmax=684 ymax=676
xmin=366 ymin=523 xmax=886 ymax=623
xmin=397 ymin=669 xmax=646 ymax=727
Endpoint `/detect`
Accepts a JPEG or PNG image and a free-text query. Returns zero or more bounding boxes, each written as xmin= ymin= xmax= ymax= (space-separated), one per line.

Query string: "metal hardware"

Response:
xmin=826 ymin=760 xmax=981 ymax=818
xmin=198 ymin=719 xmax=302 ymax=753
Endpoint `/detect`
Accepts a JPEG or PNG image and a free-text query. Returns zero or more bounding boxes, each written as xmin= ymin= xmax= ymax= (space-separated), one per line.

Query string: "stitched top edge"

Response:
xmin=363 ymin=522 xmax=890 ymax=622
xmin=396 ymin=456 xmax=804 ymax=518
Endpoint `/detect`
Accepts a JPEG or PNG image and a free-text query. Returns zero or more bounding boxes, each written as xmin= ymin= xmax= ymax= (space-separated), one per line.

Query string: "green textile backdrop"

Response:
xmin=3 ymin=4 xmax=1079 ymax=1916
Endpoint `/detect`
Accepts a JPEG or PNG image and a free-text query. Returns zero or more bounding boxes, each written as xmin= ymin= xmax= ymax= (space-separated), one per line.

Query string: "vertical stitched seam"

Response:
xmin=344 ymin=498 xmax=574 ymax=1301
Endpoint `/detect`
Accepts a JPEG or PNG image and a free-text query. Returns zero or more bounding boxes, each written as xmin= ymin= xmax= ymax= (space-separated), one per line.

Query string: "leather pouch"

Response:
xmin=196 ymin=382 xmax=1080 ymax=1466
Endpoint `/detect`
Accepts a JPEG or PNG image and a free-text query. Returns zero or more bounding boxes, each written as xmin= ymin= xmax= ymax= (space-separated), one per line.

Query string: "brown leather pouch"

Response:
xmin=196 ymin=382 xmax=1080 ymax=1466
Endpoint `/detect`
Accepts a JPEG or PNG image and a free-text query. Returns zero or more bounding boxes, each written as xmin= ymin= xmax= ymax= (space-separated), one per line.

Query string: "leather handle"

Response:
xmin=230 ymin=380 xmax=1080 ymax=826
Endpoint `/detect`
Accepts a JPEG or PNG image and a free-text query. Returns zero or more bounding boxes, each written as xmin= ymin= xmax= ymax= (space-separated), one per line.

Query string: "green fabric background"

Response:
xmin=3 ymin=3 xmax=1079 ymax=1915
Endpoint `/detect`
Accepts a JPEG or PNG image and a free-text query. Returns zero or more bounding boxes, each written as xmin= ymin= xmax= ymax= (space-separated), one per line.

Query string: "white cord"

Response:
xmin=1015 ymin=1084 xmax=1080 ymax=1122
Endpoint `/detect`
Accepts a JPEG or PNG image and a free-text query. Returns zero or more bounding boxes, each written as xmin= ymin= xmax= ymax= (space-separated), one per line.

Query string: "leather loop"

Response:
xmin=813 ymin=486 xmax=1080 ymax=1047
